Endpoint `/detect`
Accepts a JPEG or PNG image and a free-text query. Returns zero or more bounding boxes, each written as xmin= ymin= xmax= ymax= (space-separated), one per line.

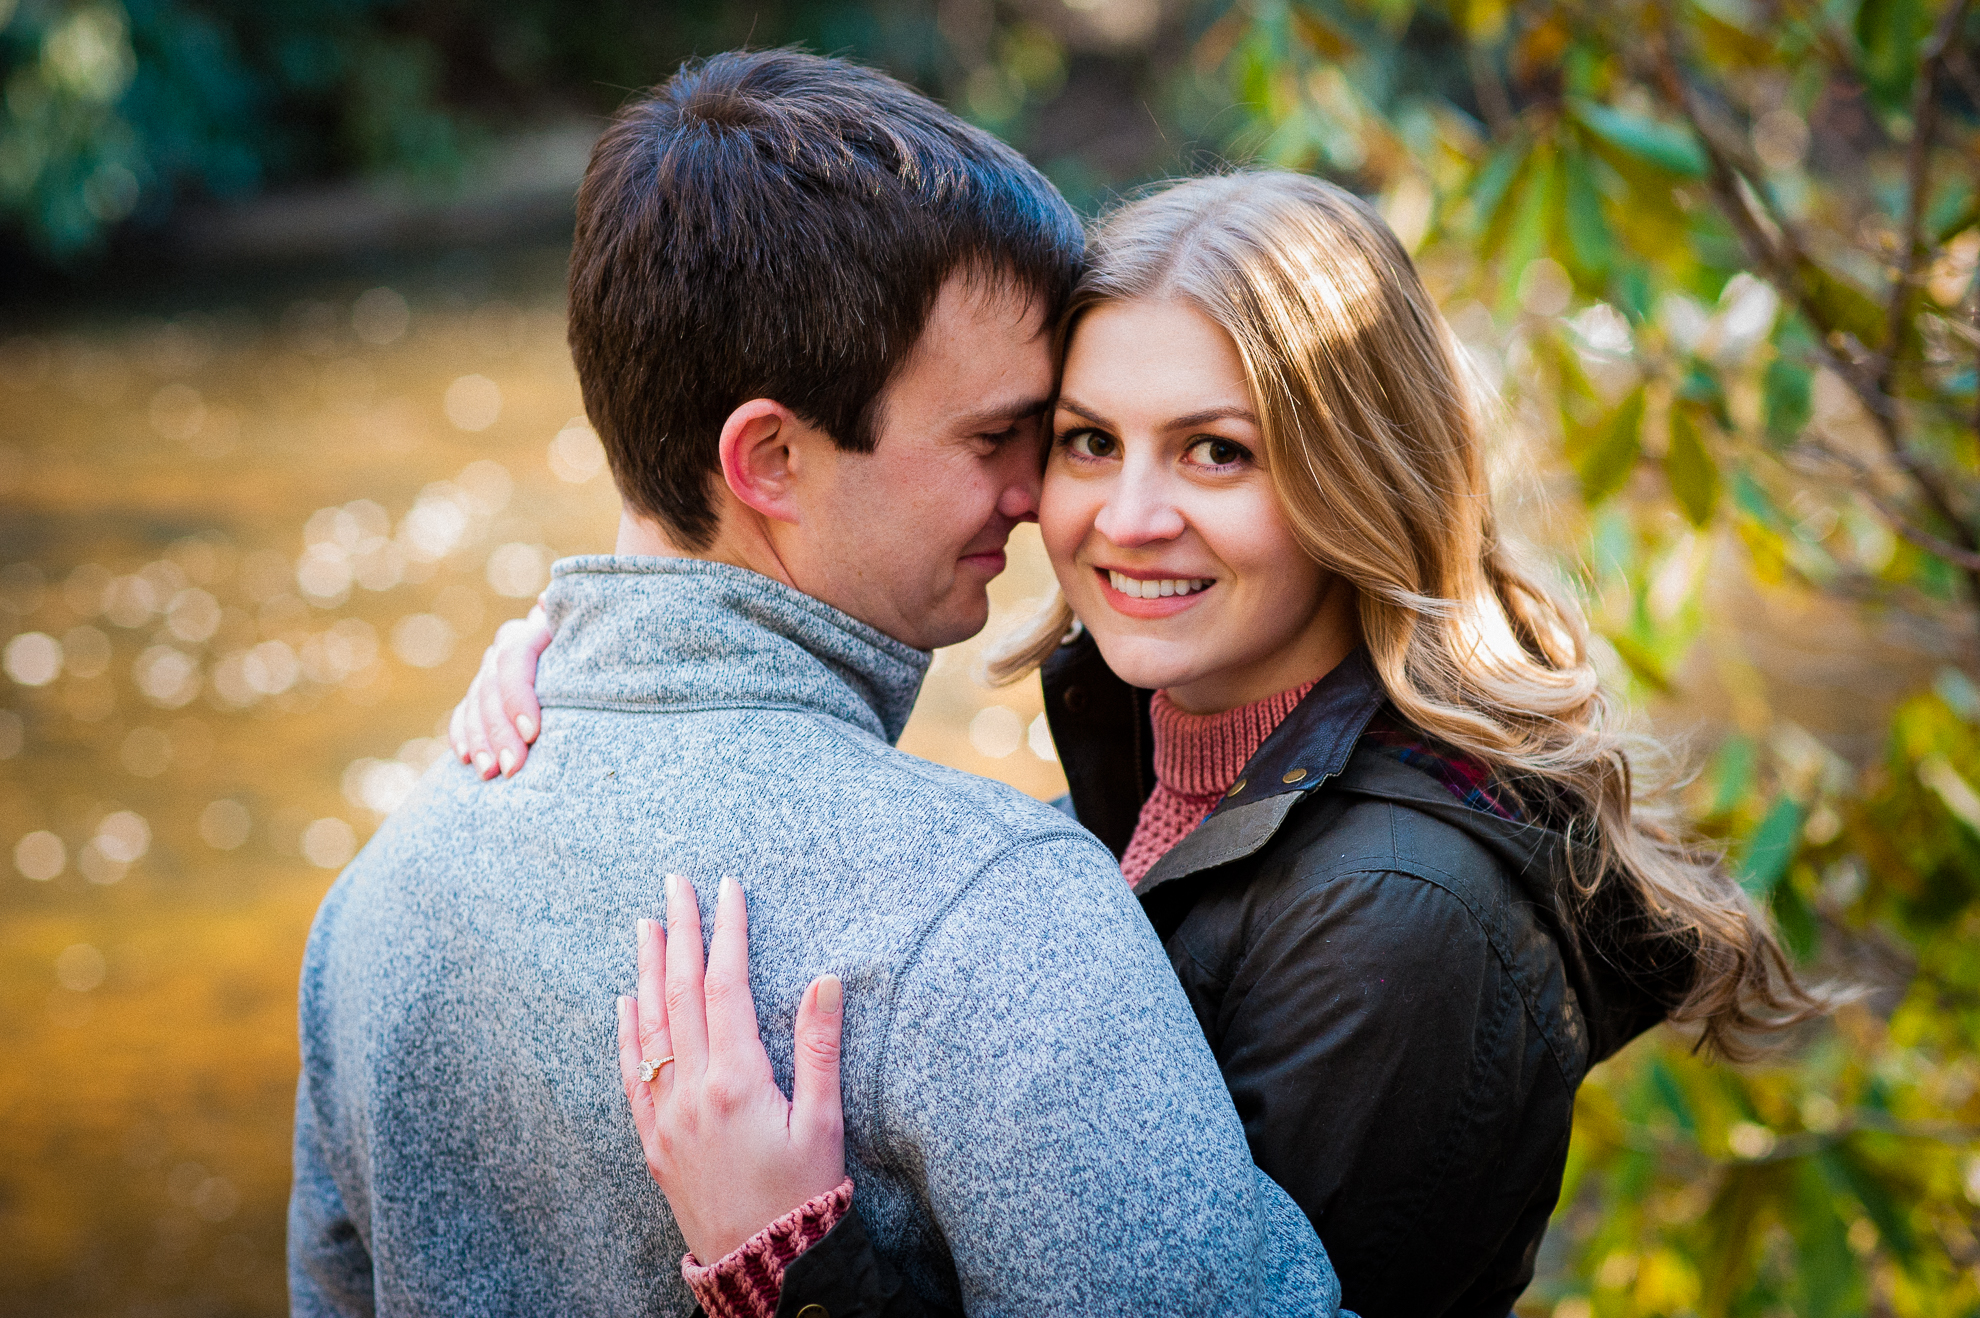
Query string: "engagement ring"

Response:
xmin=638 ymin=1056 xmax=673 ymax=1083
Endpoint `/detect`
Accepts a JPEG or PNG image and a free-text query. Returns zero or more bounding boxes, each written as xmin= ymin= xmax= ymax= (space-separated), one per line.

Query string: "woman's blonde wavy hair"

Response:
xmin=990 ymin=170 xmax=1825 ymax=1057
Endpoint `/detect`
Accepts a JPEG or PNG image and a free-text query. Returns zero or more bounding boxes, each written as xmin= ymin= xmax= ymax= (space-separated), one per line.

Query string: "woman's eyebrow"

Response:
xmin=1055 ymin=397 xmax=1259 ymax=431
xmin=1166 ymin=405 xmax=1258 ymax=429
xmin=1053 ymin=396 xmax=1114 ymax=428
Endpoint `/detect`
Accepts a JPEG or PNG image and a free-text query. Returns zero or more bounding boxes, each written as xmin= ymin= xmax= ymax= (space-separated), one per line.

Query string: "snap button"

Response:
xmin=1226 ymin=778 xmax=1246 ymax=797
xmin=1063 ymin=686 xmax=1087 ymax=713
xmin=1282 ymin=768 xmax=1307 ymax=784
xmin=795 ymin=1307 xmax=830 ymax=1318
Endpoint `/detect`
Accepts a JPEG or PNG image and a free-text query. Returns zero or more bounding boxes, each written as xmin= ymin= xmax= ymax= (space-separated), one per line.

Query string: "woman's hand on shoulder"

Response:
xmin=616 ymin=873 xmax=848 ymax=1264
xmin=447 ymin=601 xmax=553 ymax=778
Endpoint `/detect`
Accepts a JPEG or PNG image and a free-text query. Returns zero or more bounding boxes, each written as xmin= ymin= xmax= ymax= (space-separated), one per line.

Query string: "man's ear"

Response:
xmin=717 ymin=399 xmax=807 ymax=526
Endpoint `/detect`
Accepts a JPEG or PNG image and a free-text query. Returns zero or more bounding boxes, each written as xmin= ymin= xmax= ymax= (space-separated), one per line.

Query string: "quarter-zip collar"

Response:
xmin=537 ymin=556 xmax=931 ymax=745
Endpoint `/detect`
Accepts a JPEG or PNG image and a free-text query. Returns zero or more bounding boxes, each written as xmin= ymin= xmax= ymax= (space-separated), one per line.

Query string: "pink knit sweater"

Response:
xmin=1119 ymin=683 xmax=1316 ymax=885
xmin=683 ymin=1178 xmax=854 ymax=1318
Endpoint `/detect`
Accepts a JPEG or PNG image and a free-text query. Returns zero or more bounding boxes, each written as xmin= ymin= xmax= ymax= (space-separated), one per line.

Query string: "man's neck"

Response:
xmin=614 ymin=509 xmax=802 ymax=594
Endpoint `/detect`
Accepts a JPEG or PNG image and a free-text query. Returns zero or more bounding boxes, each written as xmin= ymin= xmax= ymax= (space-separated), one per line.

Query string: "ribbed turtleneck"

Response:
xmin=1118 ymin=681 xmax=1315 ymax=886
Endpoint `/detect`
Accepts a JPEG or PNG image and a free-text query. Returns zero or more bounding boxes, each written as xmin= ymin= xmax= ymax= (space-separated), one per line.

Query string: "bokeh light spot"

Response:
xmin=135 ymin=645 xmax=201 ymax=708
xmin=55 ymin=943 xmax=107 ymax=992
xmin=486 ymin=543 xmax=548 ymax=599
xmin=199 ymin=799 xmax=252 ymax=851
xmin=301 ymin=817 xmax=357 ymax=869
xmin=548 ymin=418 xmax=605 ymax=483
xmin=4 ymin=632 xmax=62 ymax=686
xmin=443 ymin=374 xmax=502 ymax=431
xmin=15 ymin=830 xmax=65 ymax=880
xmin=352 ymin=288 xmax=410 ymax=345
xmin=390 ymin=614 xmax=455 ymax=669
xmin=968 ymin=705 xmax=1023 ymax=758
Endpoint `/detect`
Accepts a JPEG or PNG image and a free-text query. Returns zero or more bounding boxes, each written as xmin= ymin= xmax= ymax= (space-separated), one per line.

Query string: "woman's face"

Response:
xmin=1040 ymin=298 xmax=1359 ymax=714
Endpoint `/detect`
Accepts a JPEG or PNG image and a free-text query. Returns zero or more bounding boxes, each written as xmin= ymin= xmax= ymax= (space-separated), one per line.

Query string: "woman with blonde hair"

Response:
xmin=455 ymin=169 xmax=1820 ymax=1315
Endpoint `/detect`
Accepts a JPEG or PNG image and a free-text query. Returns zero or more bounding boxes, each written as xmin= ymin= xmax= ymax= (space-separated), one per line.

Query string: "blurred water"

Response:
xmin=0 ymin=247 xmax=1066 ymax=1316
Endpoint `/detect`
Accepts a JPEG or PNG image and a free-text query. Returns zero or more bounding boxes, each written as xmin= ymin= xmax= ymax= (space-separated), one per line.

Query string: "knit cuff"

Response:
xmin=680 ymin=1178 xmax=855 ymax=1318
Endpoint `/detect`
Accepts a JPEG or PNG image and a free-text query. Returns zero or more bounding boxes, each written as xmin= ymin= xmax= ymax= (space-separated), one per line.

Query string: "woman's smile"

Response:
xmin=1096 ymin=566 xmax=1217 ymax=615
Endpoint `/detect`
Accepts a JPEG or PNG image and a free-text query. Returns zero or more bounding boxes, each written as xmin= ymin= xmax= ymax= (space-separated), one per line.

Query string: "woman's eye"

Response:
xmin=1186 ymin=436 xmax=1251 ymax=468
xmin=1062 ymin=429 xmax=1117 ymax=459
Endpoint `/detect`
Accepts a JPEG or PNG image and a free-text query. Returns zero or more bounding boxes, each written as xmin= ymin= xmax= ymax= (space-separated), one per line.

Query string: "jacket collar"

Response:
xmin=536 ymin=556 xmax=931 ymax=744
xmin=1134 ymin=647 xmax=1386 ymax=897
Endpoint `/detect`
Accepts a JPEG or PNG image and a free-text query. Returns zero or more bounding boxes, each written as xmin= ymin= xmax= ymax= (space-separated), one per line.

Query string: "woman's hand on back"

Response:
xmin=447 ymin=602 xmax=553 ymax=778
xmin=616 ymin=874 xmax=848 ymax=1264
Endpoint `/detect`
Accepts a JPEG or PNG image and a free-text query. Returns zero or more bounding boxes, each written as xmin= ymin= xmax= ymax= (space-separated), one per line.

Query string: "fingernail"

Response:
xmin=473 ymin=751 xmax=494 ymax=775
xmin=516 ymin=714 xmax=537 ymax=742
xmin=817 ymin=975 xmax=842 ymax=1015
xmin=499 ymin=748 xmax=518 ymax=776
xmin=665 ymin=873 xmax=681 ymax=916
xmin=616 ymin=995 xmax=631 ymax=1021
xmin=638 ymin=917 xmax=655 ymax=942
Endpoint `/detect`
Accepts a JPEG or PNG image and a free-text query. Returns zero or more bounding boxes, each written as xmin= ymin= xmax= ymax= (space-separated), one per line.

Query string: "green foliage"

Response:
xmin=0 ymin=0 xmax=976 ymax=258
xmin=1207 ymin=0 xmax=1980 ymax=1310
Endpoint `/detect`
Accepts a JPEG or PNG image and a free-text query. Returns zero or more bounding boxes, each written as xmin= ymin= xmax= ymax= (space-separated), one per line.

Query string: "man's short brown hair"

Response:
xmin=568 ymin=49 xmax=1085 ymax=550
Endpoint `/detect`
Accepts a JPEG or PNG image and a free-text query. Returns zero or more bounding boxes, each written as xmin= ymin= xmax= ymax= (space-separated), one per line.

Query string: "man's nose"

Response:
xmin=994 ymin=445 xmax=1043 ymax=523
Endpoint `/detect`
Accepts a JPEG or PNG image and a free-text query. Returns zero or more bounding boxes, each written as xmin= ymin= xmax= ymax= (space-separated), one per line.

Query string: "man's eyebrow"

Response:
xmin=953 ymin=393 xmax=1053 ymax=432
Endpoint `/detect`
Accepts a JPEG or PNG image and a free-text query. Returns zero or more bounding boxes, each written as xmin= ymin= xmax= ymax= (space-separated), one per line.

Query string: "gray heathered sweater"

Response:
xmin=289 ymin=556 xmax=1340 ymax=1316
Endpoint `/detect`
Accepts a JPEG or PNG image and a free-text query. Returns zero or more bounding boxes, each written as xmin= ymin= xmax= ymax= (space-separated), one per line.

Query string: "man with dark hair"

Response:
xmin=290 ymin=49 xmax=1339 ymax=1316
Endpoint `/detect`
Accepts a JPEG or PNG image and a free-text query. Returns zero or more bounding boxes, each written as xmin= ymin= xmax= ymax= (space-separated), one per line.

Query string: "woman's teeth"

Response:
xmin=1108 ymin=571 xmax=1213 ymax=599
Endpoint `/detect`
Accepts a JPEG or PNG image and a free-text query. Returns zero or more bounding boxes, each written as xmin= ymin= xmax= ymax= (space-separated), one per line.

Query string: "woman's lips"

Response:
xmin=1095 ymin=567 xmax=1215 ymax=619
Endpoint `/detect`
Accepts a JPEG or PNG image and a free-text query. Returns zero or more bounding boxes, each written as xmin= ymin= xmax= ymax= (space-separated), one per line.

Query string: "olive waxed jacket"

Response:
xmin=774 ymin=640 xmax=1692 ymax=1318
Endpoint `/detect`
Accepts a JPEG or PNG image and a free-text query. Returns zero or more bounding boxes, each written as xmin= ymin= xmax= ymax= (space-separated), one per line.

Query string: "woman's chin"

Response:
xmin=1086 ymin=630 xmax=1213 ymax=694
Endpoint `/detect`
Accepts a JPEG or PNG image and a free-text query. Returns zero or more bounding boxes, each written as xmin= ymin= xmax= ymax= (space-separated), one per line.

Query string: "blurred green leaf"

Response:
xmin=1774 ymin=874 xmax=1818 ymax=959
xmin=1854 ymin=0 xmax=1927 ymax=113
xmin=1709 ymin=734 xmax=1758 ymax=815
xmin=1666 ymin=406 xmax=1720 ymax=527
xmin=1496 ymin=148 xmax=1558 ymax=316
xmin=1605 ymin=631 xmax=1674 ymax=692
xmin=1797 ymin=259 xmax=1888 ymax=350
xmin=1824 ymin=1143 xmax=1918 ymax=1265
xmin=1763 ymin=357 xmax=1813 ymax=445
xmin=1560 ymin=147 xmax=1613 ymax=281
xmin=1739 ymin=796 xmax=1804 ymax=900
xmin=1568 ymin=384 xmax=1645 ymax=504
xmin=1568 ymin=97 xmax=1706 ymax=178
xmin=1791 ymin=1158 xmax=1863 ymax=1318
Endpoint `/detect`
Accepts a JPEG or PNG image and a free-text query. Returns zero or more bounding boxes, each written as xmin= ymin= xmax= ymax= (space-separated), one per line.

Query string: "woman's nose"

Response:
xmin=1092 ymin=470 xmax=1187 ymax=546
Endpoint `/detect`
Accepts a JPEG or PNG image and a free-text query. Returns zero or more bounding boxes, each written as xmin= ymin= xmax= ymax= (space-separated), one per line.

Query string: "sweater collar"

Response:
xmin=1134 ymin=647 xmax=1386 ymax=895
xmin=535 ymin=556 xmax=931 ymax=745
xmin=1149 ymin=683 xmax=1316 ymax=799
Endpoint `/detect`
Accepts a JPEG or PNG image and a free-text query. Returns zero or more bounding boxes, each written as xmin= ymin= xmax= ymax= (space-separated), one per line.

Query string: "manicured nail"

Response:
xmin=816 ymin=975 xmax=842 ymax=1015
xmin=473 ymin=751 xmax=494 ymax=775
xmin=638 ymin=917 xmax=656 ymax=943
xmin=665 ymin=873 xmax=681 ymax=919
xmin=617 ymin=995 xmax=632 ymax=1021
xmin=499 ymin=748 xmax=517 ymax=776
xmin=516 ymin=714 xmax=537 ymax=742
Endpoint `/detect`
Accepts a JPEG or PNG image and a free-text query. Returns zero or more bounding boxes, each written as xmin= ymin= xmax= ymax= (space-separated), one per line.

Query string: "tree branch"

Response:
xmin=1789 ymin=441 xmax=1980 ymax=570
xmin=1646 ymin=0 xmax=1980 ymax=599
xmin=1882 ymin=0 xmax=1976 ymax=397
xmin=1467 ymin=42 xmax=1515 ymax=136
